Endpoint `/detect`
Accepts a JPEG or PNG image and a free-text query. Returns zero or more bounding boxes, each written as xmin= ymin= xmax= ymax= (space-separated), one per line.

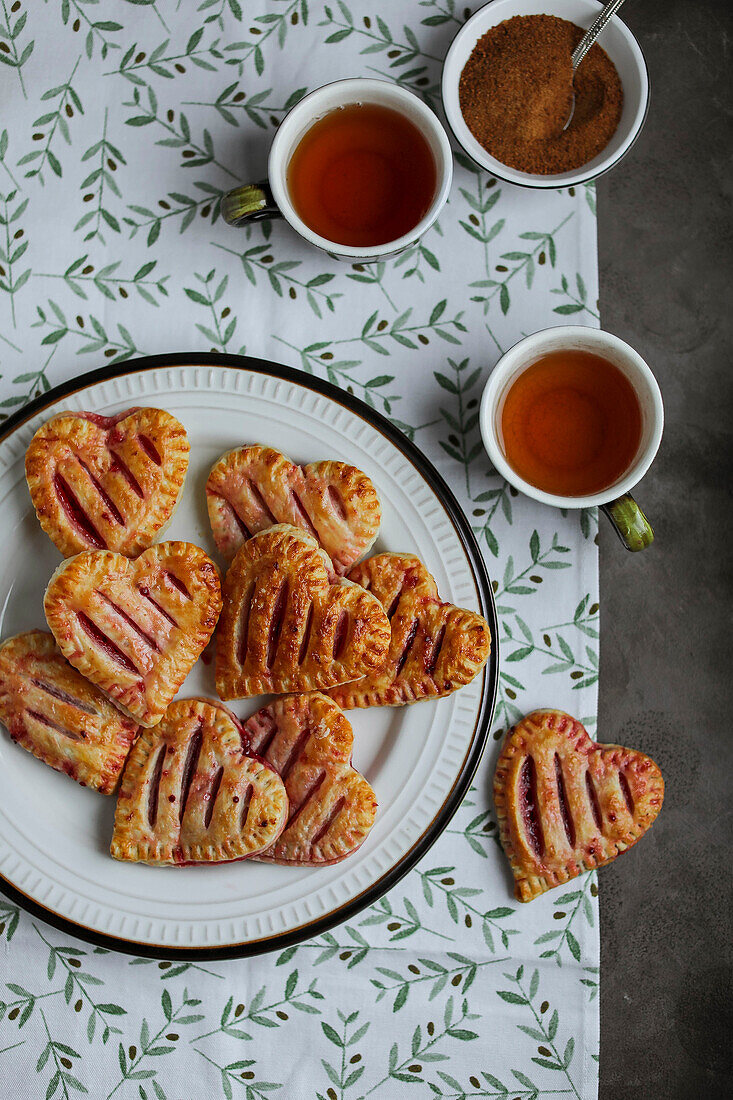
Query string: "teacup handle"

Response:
xmin=222 ymin=180 xmax=281 ymax=227
xmin=601 ymin=493 xmax=654 ymax=552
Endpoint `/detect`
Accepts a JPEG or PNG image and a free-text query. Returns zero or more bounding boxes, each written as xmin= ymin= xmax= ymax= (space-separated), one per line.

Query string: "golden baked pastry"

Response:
xmin=328 ymin=553 xmax=491 ymax=708
xmin=494 ymin=710 xmax=664 ymax=902
xmin=215 ymin=525 xmax=390 ymax=699
xmin=244 ymin=693 xmax=377 ymax=864
xmin=0 ymin=630 xmax=137 ymax=794
xmin=206 ymin=444 xmax=380 ymax=575
xmin=44 ymin=543 xmax=222 ymax=727
xmin=111 ymin=698 xmax=287 ymax=865
xmin=26 ymin=407 xmax=189 ymax=557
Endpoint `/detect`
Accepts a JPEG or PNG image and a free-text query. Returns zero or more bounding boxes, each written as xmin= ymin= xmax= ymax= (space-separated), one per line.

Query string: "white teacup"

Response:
xmin=480 ymin=326 xmax=664 ymax=551
xmin=221 ymin=78 xmax=453 ymax=263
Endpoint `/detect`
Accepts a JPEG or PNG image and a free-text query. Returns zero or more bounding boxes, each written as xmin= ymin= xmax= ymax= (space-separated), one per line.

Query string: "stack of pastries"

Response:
xmin=0 ymin=409 xmax=492 ymax=870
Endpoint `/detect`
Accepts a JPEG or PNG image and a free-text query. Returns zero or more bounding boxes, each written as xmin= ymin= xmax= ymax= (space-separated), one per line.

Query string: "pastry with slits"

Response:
xmin=215 ymin=525 xmax=390 ymax=700
xmin=111 ymin=698 xmax=287 ymax=865
xmin=327 ymin=553 xmax=491 ymax=708
xmin=206 ymin=444 xmax=380 ymax=575
xmin=0 ymin=631 xmax=138 ymax=794
xmin=244 ymin=693 xmax=377 ymax=865
xmin=494 ymin=710 xmax=664 ymax=902
xmin=26 ymin=407 xmax=189 ymax=558
xmin=44 ymin=543 xmax=222 ymax=727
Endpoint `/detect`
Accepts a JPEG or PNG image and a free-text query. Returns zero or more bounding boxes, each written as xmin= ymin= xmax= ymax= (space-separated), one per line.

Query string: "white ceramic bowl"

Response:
xmin=441 ymin=0 xmax=650 ymax=188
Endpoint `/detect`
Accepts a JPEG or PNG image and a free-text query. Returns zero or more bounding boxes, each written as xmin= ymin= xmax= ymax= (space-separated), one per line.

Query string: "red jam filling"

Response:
xmin=518 ymin=755 xmax=545 ymax=857
xmin=178 ymin=725 xmax=203 ymax=824
xmin=266 ymin=583 xmax=288 ymax=669
xmin=285 ymin=770 xmax=326 ymax=828
xmin=76 ymin=458 xmax=125 ymax=526
xmin=395 ymin=620 xmax=418 ymax=677
xmin=246 ymin=478 xmax=277 ymax=523
xmin=298 ymin=604 xmax=314 ymax=665
xmin=585 ymin=771 xmax=603 ymax=831
xmin=31 ymin=678 xmax=97 ymax=716
xmin=204 ymin=767 xmax=224 ymax=829
xmin=26 ymin=709 xmax=85 ymax=741
xmin=424 ymin=624 xmax=446 ymax=678
xmin=54 ymin=474 xmax=107 ymax=549
xmin=109 ymin=452 xmax=144 ymax=499
xmin=137 ymin=433 xmax=162 ymax=466
xmin=554 ymin=752 xmax=576 ymax=848
xmin=165 ymin=571 xmax=191 ymax=599
xmin=77 ymin=613 xmax=139 ymax=674
xmin=311 ymin=796 xmax=345 ymax=846
xmin=619 ymin=771 xmax=634 ymax=814
xmin=138 ymin=586 xmax=178 ymax=628
xmin=327 ymin=484 xmax=347 ymax=521
xmin=279 ymin=725 xmax=313 ymax=783
xmin=290 ymin=490 xmax=318 ymax=538
xmin=332 ymin=611 xmax=349 ymax=661
xmin=78 ymin=409 xmax=140 ymax=428
xmin=98 ymin=593 xmax=160 ymax=652
xmin=147 ymin=746 xmax=166 ymax=827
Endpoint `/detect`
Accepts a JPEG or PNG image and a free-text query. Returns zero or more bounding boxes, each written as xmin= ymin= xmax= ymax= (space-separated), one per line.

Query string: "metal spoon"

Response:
xmin=563 ymin=0 xmax=629 ymax=130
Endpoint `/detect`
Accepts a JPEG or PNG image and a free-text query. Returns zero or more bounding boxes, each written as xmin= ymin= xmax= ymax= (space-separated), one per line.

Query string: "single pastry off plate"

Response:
xmin=328 ymin=553 xmax=491 ymax=708
xmin=0 ymin=630 xmax=138 ymax=795
xmin=111 ymin=697 xmax=288 ymax=865
xmin=44 ymin=542 xmax=222 ymax=727
xmin=25 ymin=407 xmax=189 ymax=558
xmin=206 ymin=444 xmax=380 ymax=575
xmin=243 ymin=692 xmax=377 ymax=865
xmin=215 ymin=524 xmax=390 ymax=699
xmin=494 ymin=710 xmax=664 ymax=901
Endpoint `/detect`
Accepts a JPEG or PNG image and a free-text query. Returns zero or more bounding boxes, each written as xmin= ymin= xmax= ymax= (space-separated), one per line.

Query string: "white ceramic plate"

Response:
xmin=0 ymin=354 xmax=497 ymax=958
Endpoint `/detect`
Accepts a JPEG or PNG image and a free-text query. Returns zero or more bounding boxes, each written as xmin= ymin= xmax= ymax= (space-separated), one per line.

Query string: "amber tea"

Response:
xmin=499 ymin=349 xmax=643 ymax=497
xmin=287 ymin=103 xmax=437 ymax=248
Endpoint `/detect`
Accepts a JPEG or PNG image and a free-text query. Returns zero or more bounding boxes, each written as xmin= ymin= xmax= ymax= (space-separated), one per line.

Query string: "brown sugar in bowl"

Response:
xmin=441 ymin=0 xmax=650 ymax=189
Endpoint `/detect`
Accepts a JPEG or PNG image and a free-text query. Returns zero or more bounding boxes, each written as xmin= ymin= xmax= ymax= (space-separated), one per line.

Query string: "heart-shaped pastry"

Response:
xmin=243 ymin=692 xmax=377 ymax=864
xmin=0 ymin=630 xmax=138 ymax=795
xmin=206 ymin=444 xmax=380 ymax=575
xmin=26 ymin=407 xmax=189 ymax=558
xmin=493 ymin=710 xmax=664 ymax=902
xmin=111 ymin=698 xmax=288 ymax=865
xmin=328 ymin=553 xmax=491 ymax=708
xmin=215 ymin=525 xmax=390 ymax=699
xmin=44 ymin=542 xmax=222 ymax=727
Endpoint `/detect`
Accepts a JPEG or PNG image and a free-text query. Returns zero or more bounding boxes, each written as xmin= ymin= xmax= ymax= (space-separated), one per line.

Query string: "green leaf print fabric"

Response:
xmin=0 ymin=2 xmax=600 ymax=1097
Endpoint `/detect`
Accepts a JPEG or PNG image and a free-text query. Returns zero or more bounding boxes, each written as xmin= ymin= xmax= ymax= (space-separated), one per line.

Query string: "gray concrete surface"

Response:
xmin=595 ymin=0 xmax=732 ymax=1095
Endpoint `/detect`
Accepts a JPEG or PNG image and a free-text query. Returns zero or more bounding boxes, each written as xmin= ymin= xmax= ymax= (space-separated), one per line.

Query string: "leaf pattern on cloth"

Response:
xmin=0 ymin=2 xmax=599 ymax=1096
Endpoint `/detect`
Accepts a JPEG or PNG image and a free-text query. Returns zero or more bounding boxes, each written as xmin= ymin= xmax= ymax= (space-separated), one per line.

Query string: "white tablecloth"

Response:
xmin=0 ymin=3 xmax=600 ymax=1097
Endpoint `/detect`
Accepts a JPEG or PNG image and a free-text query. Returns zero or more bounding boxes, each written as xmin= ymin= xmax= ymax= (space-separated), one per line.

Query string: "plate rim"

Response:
xmin=0 ymin=351 xmax=499 ymax=959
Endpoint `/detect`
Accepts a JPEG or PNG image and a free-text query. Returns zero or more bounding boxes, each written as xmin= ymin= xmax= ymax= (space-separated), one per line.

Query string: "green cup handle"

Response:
xmin=222 ymin=180 xmax=281 ymax=227
xmin=601 ymin=493 xmax=654 ymax=552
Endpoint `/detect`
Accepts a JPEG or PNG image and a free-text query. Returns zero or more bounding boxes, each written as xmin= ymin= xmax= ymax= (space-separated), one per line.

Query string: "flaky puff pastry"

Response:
xmin=0 ymin=630 xmax=138 ymax=794
xmin=111 ymin=697 xmax=287 ymax=865
xmin=244 ymin=693 xmax=377 ymax=865
xmin=215 ymin=525 xmax=390 ymax=699
xmin=328 ymin=554 xmax=491 ymax=708
xmin=44 ymin=543 xmax=222 ymax=727
xmin=494 ymin=710 xmax=664 ymax=902
xmin=206 ymin=444 xmax=380 ymax=575
xmin=26 ymin=407 xmax=189 ymax=558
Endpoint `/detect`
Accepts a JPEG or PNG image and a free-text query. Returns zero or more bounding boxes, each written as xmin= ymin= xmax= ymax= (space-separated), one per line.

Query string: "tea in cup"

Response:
xmin=221 ymin=78 xmax=453 ymax=263
xmin=480 ymin=327 xmax=664 ymax=550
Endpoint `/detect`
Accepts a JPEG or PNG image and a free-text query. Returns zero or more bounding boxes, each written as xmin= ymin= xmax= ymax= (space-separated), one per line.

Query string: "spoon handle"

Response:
xmin=571 ymin=0 xmax=629 ymax=70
